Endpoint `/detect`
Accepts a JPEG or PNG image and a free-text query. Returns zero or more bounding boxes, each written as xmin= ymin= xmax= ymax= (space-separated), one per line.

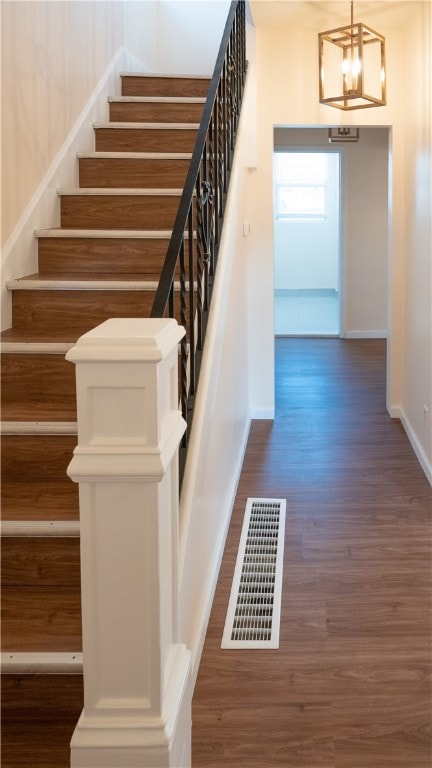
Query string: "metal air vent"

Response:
xmin=221 ymin=498 xmax=286 ymax=649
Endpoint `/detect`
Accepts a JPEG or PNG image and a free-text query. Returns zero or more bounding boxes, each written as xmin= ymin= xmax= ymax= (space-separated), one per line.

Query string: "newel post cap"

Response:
xmin=66 ymin=318 xmax=185 ymax=364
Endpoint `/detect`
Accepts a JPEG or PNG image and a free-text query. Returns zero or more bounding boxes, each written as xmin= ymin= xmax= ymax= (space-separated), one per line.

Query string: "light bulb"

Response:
xmin=341 ymin=57 xmax=362 ymax=76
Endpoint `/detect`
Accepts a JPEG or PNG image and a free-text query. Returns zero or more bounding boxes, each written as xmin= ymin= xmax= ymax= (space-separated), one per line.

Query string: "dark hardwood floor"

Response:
xmin=192 ymin=338 xmax=432 ymax=768
xmin=2 ymin=339 xmax=430 ymax=767
xmin=1 ymin=675 xmax=84 ymax=768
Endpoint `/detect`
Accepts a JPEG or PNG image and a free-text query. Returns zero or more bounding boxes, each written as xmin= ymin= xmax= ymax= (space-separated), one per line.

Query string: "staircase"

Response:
xmin=1 ymin=73 xmax=209 ymax=768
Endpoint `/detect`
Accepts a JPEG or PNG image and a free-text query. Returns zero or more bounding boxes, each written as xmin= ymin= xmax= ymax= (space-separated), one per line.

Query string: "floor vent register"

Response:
xmin=221 ymin=498 xmax=286 ymax=649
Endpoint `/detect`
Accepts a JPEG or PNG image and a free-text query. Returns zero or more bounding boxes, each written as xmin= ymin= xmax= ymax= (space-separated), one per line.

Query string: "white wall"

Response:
xmin=122 ymin=1 xmax=158 ymax=72
xmin=343 ymin=127 xmax=389 ymax=336
xmin=246 ymin=5 xmax=431 ymax=474
xmin=123 ymin=0 xmax=230 ymax=76
xmin=154 ymin=0 xmax=230 ymax=75
xmin=1 ymin=1 xmax=124 ymax=246
xmin=273 ymin=150 xmax=340 ymax=292
xmin=398 ymin=2 xmax=432 ymax=478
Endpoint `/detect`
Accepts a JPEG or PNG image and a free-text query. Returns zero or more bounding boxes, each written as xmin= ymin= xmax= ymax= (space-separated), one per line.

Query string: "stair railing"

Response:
xmin=150 ymin=0 xmax=247 ymax=478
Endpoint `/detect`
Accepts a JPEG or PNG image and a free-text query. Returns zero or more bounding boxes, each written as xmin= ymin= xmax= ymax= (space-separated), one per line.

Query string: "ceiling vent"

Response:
xmin=221 ymin=498 xmax=286 ymax=649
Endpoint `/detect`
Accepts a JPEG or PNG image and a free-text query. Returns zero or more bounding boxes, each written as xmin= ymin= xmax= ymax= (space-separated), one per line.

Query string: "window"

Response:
xmin=274 ymin=152 xmax=329 ymax=221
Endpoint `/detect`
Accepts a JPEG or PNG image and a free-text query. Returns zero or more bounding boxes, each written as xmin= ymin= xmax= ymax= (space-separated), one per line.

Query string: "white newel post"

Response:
xmin=66 ymin=318 xmax=192 ymax=768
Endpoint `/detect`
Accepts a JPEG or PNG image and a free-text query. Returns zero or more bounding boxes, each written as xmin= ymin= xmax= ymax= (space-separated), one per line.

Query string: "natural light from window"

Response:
xmin=274 ymin=152 xmax=329 ymax=220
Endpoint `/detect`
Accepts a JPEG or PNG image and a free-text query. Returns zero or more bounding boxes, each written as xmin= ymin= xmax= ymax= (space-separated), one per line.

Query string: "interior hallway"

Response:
xmin=192 ymin=338 xmax=432 ymax=768
xmin=274 ymin=289 xmax=339 ymax=336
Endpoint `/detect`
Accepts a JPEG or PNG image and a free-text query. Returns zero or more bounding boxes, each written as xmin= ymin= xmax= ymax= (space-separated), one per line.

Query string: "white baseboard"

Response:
xmin=250 ymin=407 xmax=275 ymax=419
xmin=1 ymin=652 xmax=83 ymax=674
xmin=342 ymin=330 xmax=388 ymax=339
xmin=1 ymin=47 xmax=148 ymax=330
xmin=391 ymin=406 xmax=432 ymax=485
xmin=187 ymin=414 xmax=251 ymax=687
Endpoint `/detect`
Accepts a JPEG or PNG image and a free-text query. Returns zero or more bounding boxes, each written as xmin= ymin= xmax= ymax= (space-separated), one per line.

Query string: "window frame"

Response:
xmin=274 ymin=151 xmax=330 ymax=222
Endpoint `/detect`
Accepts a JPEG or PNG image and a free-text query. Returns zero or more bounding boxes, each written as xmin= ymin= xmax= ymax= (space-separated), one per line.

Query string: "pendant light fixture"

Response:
xmin=319 ymin=0 xmax=386 ymax=110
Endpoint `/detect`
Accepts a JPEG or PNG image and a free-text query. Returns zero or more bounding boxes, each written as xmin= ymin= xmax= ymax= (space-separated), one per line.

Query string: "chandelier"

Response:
xmin=318 ymin=0 xmax=386 ymax=110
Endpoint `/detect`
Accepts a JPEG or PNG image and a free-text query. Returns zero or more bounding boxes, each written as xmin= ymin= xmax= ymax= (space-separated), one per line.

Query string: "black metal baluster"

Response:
xmin=214 ymin=98 xmax=220 ymax=246
xmin=195 ymin=171 xmax=205 ymax=346
xmin=222 ymin=59 xmax=228 ymax=193
xmin=188 ymin=205 xmax=196 ymax=396
xmin=168 ymin=282 xmax=175 ymax=319
xmin=208 ymin=116 xmax=216 ymax=277
xmin=179 ymin=237 xmax=188 ymax=442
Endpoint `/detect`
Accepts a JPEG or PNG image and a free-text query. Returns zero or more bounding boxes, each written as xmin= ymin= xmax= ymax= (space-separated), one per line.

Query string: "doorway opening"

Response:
xmin=273 ymin=150 xmax=341 ymax=336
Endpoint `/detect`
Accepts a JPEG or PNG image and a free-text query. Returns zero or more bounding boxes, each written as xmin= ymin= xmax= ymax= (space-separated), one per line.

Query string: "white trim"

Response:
xmin=388 ymin=406 xmax=401 ymax=419
xmin=109 ymin=96 xmax=205 ymax=104
xmin=342 ymin=330 xmax=388 ymax=339
xmin=78 ymin=152 xmax=192 ymax=160
xmin=1 ymin=342 xmax=74 ymax=354
xmin=1 ymin=521 xmax=80 ymax=537
xmin=250 ymin=407 xmax=276 ymax=419
xmin=120 ymin=72 xmax=210 ymax=80
xmin=35 ymin=228 xmax=174 ymax=238
xmin=1 ymin=421 xmax=77 ymax=435
xmin=70 ymin=646 xmax=191 ymax=763
xmin=188 ymin=416 xmax=250 ymax=685
xmin=275 ymin=333 xmax=338 ymax=339
xmin=1 ymin=47 xmax=132 ymax=331
xmin=1 ymin=652 xmax=82 ymax=674
xmin=57 ymin=187 xmax=183 ymax=196
xmin=7 ymin=278 xmax=159 ymax=291
xmin=1 ymin=47 xmax=124 ymax=259
xmin=94 ymin=122 xmax=199 ymax=130
xmin=391 ymin=406 xmax=432 ymax=485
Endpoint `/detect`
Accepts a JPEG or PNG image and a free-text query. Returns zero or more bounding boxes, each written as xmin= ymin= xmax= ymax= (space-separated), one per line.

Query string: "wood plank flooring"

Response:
xmin=192 ymin=338 xmax=432 ymax=768
xmin=1 ymin=675 xmax=83 ymax=768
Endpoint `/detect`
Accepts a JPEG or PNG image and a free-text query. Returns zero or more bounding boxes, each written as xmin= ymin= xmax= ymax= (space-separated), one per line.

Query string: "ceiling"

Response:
xmin=248 ymin=1 xmax=419 ymax=30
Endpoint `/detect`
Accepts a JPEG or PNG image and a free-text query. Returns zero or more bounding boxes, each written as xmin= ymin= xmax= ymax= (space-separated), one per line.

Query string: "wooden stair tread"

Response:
xmin=120 ymin=73 xmax=210 ymax=98
xmin=2 ymin=586 xmax=82 ymax=652
xmin=2 ymin=537 xmax=81 ymax=587
xmin=10 ymin=289 xmax=157 ymax=335
xmin=1 ymin=484 xmax=79 ymax=521
xmin=59 ymin=193 xmax=182 ymax=229
xmin=108 ymin=98 xmax=205 ymax=124
xmin=119 ymin=72 xmax=210 ymax=79
xmin=57 ymin=187 xmax=183 ymax=195
xmin=2 ymin=454 xmax=78 ymax=526
xmin=1 ymin=350 xmax=77 ymax=421
xmin=1 ymin=328 xmax=83 ymax=343
xmin=9 ymin=272 xmax=161 ymax=286
xmin=94 ymin=126 xmax=197 ymax=152
xmin=109 ymin=95 xmax=206 ymax=103
xmin=2 ymin=403 xmax=77 ymax=422
xmin=78 ymin=151 xmax=192 ymax=158
xmin=93 ymin=121 xmax=199 ymax=129
xmin=78 ymin=156 xmax=189 ymax=189
xmin=2 ymin=674 xmax=83 ymax=768
xmin=35 ymin=227 xmax=175 ymax=237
